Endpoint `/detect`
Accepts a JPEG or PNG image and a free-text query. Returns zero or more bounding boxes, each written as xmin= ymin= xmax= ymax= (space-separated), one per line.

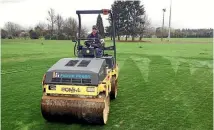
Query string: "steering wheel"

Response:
xmin=84 ymin=40 xmax=94 ymax=47
xmin=84 ymin=38 xmax=101 ymax=48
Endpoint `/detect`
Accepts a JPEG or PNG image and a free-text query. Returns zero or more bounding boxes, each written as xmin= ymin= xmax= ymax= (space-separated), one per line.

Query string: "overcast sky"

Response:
xmin=0 ymin=0 xmax=213 ymax=30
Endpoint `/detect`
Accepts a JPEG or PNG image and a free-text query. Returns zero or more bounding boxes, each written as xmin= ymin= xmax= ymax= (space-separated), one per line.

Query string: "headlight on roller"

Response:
xmin=87 ymin=87 xmax=95 ymax=92
xmin=86 ymin=50 xmax=90 ymax=53
xmin=48 ymin=85 xmax=56 ymax=90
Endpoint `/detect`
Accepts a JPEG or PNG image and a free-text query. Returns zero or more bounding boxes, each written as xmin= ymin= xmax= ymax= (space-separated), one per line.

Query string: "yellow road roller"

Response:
xmin=41 ymin=9 xmax=119 ymax=124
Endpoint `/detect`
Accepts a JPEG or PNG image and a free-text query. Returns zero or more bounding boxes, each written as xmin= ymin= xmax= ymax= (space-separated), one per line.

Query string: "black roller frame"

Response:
xmin=76 ymin=9 xmax=117 ymax=64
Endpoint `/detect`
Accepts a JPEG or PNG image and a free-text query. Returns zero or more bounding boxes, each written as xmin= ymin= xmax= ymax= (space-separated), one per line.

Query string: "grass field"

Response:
xmin=1 ymin=38 xmax=213 ymax=130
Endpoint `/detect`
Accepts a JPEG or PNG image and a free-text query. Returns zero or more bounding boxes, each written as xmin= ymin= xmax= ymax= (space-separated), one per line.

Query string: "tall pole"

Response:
xmin=161 ymin=8 xmax=166 ymax=41
xmin=168 ymin=0 xmax=172 ymax=41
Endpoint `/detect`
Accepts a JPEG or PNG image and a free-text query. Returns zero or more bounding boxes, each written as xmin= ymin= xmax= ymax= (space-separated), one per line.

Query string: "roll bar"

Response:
xmin=75 ymin=9 xmax=117 ymax=64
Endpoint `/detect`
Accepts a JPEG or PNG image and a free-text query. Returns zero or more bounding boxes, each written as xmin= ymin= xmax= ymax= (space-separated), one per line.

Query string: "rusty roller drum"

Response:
xmin=41 ymin=94 xmax=110 ymax=124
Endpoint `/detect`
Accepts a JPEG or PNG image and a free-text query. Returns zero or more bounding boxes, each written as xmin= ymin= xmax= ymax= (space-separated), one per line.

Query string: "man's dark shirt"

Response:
xmin=87 ymin=32 xmax=102 ymax=47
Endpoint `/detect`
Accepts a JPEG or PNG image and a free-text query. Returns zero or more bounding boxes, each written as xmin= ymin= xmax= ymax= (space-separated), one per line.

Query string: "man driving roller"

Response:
xmin=87 ymin=25 xmax=103 ymax=57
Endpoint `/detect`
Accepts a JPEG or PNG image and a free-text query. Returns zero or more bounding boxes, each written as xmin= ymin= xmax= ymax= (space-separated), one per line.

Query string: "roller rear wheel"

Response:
xmin=110 ymin=76 xmax=118 ymax=99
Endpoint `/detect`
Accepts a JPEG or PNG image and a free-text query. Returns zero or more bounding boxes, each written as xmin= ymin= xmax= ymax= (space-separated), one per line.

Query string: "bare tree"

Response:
xmin=146 ymin=27 xmax=156 ymax=38
xmin=142 ymin=14 xmax=152 ymax=38
xmin=137 ymin=14 xmax=152 ymax=40
xmin=4 ymin=21 xmax=22 ymax=37
xmin=47 ymin=8 xmax=56 ymax=37
xmin=35 ymin=22 xmax=47 ymax=30
xmin=80 ymin=26 xmax=88 ymax=38
xmin=5 ymin=22 xmax=13 ymax=36
xmin=56 ymin=14 xmax=64 ymax=37
xmin=156 ymin=27 xmax=168 ymax=38
xmin=34 ymin=22 xmax=47 ymax=37
xmin=62 ymin=17 xmax=78 ymax=39
xmin=1 ymin=29 xmax=8 ymax=39
xmin=19 ymin=32 xmax=29 ymax=40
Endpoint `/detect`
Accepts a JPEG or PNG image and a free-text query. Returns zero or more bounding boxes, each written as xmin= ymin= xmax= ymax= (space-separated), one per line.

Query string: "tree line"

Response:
xmin=155 ymin=27 xmax=213 ymax=38
xmin=1 ymin=1 xmax=213 ymax=40
xmin=105 ymin=0 xmax=212 ymax=40
xmin=1 ymin=8 xmax=89 ymax=40
xmin=0 ymin=1 xmax=150 ymax=40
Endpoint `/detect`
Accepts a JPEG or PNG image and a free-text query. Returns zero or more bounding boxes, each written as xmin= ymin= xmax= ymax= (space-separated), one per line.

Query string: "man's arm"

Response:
xmin=98 ymin=34 xmax=102 ymax=39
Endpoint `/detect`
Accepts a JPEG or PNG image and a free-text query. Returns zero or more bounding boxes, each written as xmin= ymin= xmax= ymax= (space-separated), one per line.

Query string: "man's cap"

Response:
xmin=92 ymin=25 xmax=97 ymax=29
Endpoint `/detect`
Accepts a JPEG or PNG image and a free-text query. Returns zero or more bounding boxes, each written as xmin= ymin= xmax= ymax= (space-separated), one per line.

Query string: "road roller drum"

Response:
xmin=41 ymin=94 xmax=110 ymax=124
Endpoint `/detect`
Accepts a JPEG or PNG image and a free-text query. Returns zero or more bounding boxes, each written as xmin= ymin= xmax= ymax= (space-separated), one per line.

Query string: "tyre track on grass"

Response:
xmin=1 ymin=56 xmax=64 ymax=74
xmin=109 ymin=56 xmax=176 ymax=129
xmin=1 ymin=57 xmax=61 ymax=75
xmin=1 ymin=70 xmax=46 ymax=87
xmin=3 ymin=62 xmax=210 ymax=75
xmin=107 ymin=57 xmax=148 ymax=129
xmin=140 ymin=55 xmax=179 ymax=129
xmin=118 ymin=55 xmax=177 ymax=129
xmin=1 ymin=65 xmax=51 ymax=75
xmin=128 ymin=55 xmax=211 ymax=129
xmin=152 ymin=62 xmax=213 ymax=129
